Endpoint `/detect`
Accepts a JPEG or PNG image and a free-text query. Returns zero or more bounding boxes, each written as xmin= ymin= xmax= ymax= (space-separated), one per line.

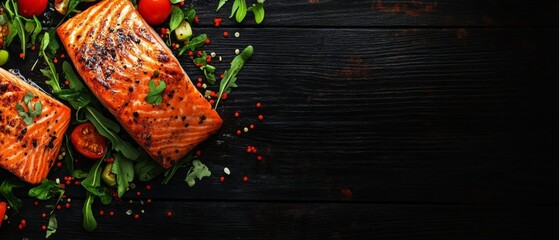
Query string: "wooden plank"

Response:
xmin=193 ymin=0 xmax=559 ymax=27
xmin=3 ymin=27 xmax=556 ymax=204
xmin=1 ymin=199 xmax=557 ymax=239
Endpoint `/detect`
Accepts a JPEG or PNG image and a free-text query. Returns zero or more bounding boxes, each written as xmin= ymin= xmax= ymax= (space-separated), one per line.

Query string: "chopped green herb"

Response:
xmin=16 ymin=91 xmax=43 ymax=126
xmin=145 ymin=79 xmax=166 ymax=106
xmin=185 ymin=160 xmax=212 ymax=187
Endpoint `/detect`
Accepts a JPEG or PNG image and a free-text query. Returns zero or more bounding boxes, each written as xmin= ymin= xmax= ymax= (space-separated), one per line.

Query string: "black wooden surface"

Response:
xmin=1 ymin=0 xmax=559 ymax=239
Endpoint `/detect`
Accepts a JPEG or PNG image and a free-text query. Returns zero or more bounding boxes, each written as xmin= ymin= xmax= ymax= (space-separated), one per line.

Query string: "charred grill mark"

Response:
xmin=137 ymin=28 xmax=153 ymax=42
xmin=156 ymin=51 xmax=170 ymax=62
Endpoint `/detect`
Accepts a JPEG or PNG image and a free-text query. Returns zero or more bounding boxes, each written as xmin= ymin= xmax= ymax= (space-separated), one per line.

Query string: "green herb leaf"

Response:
xmin=31 ymin=16 xmax=42 ymax=44
xmin=185 ymin=160 xmax=211 ymax=187
xmin=62 ymin=61 xmax=86 ymax=91
xmin=235 ymin=0 xmax=247 ymax=23
xmin=169 ymin=6 xmax=183 ymax=31
xmin=134 ymin=157 xmax=165 ymax=182
xmin=28 ymin=179 xmax=64 ymax=200
xmin=64 ymin=135 xmax=75 ymax=172
xmin=46 ymin=213 xmax=58 ymax=238
xmin=81 ymin=158 xmax=105 ymax=194
xmin=71 ymin=169 xmax=89 ymax=179
xmin=85 ymin=106 xmax=139 ymax=160
xmin=16 ymin=92 xmax=42 ymax=126
xmin=145 ymin=79 xmax=166 ymax=106
xmin=252 ymin=3 xmax=265 ymax=24
xmin=112 ymin=153 xmax=135 ymax=198
xmin=230 ymin=0 xmax=240 ymax=18
xmin=82 ymin=192 xmax=97 ymax=232
xmin=184 ymin=5 xmax=197 ymax=23
xmin=214 ymin=45 xmax=253 ymax=109
xmin=217 ymin=0 xmax=228 ymax=11
xmin=170 ymin=0 xmax=184 ymax=4
xmin=178 ymin=33 xmax=207 ymax=55
xmin=162 ymin=154 xmax=193 ymax=184
xmin=0 ymin=178 xmax=24 ymax=210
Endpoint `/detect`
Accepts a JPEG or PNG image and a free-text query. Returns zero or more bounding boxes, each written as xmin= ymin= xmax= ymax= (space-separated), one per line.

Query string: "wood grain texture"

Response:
xmin=1 ymin=199 xmax=558 ymax=240
xmin=1 ymin=0 xmax=558 ymax=239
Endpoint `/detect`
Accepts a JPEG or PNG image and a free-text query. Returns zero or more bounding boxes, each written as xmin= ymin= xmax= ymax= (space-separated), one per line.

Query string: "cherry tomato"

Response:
xmin=0 ymin=202 xmax=6 ymax=227
xmin=70 ymin=122 xmax=107 ymax=159
xmin=17 ymin=0 xmax=48 ymax=18
xmin=138 ymin=0 xmax=172 ymax=25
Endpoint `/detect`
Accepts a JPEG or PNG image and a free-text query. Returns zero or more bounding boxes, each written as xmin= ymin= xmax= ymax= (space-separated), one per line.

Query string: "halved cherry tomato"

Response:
xmin=18 ymin=0 xmax=48 ymax=18
xmin=138 ymin=0 xmax=172 ymax=25
xmin=70 ymin=122 xmax=107 ymax=159
xmin=0 ymin=201 xmax=6 ymax=227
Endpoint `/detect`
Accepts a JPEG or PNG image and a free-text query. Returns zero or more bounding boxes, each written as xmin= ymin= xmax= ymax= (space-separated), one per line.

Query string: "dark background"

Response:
xmin=1 ymin=0 xmax=559 ymax=239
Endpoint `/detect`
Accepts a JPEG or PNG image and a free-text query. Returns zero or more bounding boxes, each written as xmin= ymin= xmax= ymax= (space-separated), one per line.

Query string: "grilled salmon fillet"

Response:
xmin=0 ymin=68 xmax=71 ymax=184
xmin=57 ymin=0 xmax=223 ymax=168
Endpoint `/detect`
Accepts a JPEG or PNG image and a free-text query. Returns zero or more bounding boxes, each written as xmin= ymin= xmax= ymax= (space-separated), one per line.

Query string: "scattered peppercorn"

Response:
xmin=167 ymin=211 xmax=173 ymax=217
xmin=258 ymin=115 xmax=264 ymax=121
xmin=257 ymin=155 xmax=263 ymax=161
xmin=243 ymin=176 xmax=249 ymax=182
xmin=223 ymin=31 xmax=229 ymax=37
xmin=99 ymin=210 xmax=105 ymax=216
xmin=134 ymin=214 xmax=140 ymax=219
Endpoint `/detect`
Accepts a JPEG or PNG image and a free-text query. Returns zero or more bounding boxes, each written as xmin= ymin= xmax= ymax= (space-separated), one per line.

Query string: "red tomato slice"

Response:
xmin=18 ymin=0 xmax=48 ymax=18
xmin=70 ymin=122 xmax=107 ymax=159
xmin=0 ymin=202 xmax=6 ymax=227
xmin=138 ymin=0 xmax=172 ymax=25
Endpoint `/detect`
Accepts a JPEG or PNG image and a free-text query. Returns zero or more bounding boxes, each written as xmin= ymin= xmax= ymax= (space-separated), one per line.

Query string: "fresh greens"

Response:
xmin=214 ymin=45 xmax=253 ymax=109
xmin=80 ymin=154 xmax=113 ymax=205
xmin=135 ymin=157 xmax=165 ymax=182
xmin=46 ymin=213 xmax=58 ymax=238
xmin=185 ymin=160 xmax=211 ymax=187
xmin=82 ymin=192 xmax=96 ymax=232
xmin=178 ymin=33 xmax=207 ymax=55
xmin=15 ymin=92 xmax=42 ymax=125
xmin=0 ymin=178 xmax=23 ymax=210
xmin=85 ymin=106 xmax=140 ymax=160
xmin=1 ymin=0 xmax=43 ymax=58
xmin=28 ymin=180 xmax=64 ymax=200
xmin=145 ymin=79 xmax=166 ymax=106
xmin=71 ymin=169 xmax=89 ymax=179
xmin=193 ymin=51 xmax=216 ymax=84
xmin=162 ymin=154 xmax=193 ymax=185
xmin=64 ymin=135 xmax=75 ymax=172
xmin=217 ymin=0 xmax=265 ymax=24
xmin=112 ymin=153 xmax=135 ymax=198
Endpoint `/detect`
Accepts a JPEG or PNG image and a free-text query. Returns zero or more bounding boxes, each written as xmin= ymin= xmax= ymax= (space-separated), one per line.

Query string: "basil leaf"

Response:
xmin=0 ymin=178 xmax=24 ymax=210
xmin=178 ymin=33 xmax=207 ymax=55
xmin=169 ymin=6 xmax=183 ymax=31
xmin=28 ymin=179 xmax=63 ymax=200
xmin=184 ymin=5 xmax=196 ymax=23
xmin=112 ymin=153 xmax=135 ymax=198
xmin=217 ymin=0 xmax=228 ymax=11
xmin=230 ymin=0 xmax=240 ymax=18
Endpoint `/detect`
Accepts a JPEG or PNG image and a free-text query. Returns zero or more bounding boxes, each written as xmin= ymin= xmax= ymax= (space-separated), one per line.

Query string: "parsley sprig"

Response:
xmin=146 ymin=79 xmax=166 ymax=106
xmin=16 ymin=92 xmax=42 ymax=126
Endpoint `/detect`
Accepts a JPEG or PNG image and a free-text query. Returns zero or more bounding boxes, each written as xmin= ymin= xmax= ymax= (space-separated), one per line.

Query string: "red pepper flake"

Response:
xmin=99 ymin=210 xmax=105 ymax=216
xmin=196 ymin=82 xmax=202 ymax=88
xmin=145 ymin=185 xmax=151 ymax=190
xmin=234 ymin=112 xmax=240 ymax=117
xmin=41 ymin=213 xmax=47 ymax=218
xmin=19 ymin=53 xmax=24 ymax=59
xmin=236 ymin=130 xmax=241 ymax=135
xmin=65 ymin=203 xmax=70 ymax=209
xmin=220 ymin=176 xmax=225 ymax=182
xmin=167 ymin=211 xmax=173 ymax=217
xmin=53 ymin=58 xmax=58 ymax=64
xmin=56 ymin=204 xmax=61 ymax=210
xmin=251 ymin=146 xmax=257 ymax=153
xmin=257 ymin=155 xmax=263 ymax=161
xmin=21 ymin=219 xmax=26 ymax=225
xmin=109 ymin=211 xmax=115 ymax=216
xmin=247 ymin=146 xmax=252 ymax=153
xmin=220 ymin=73 xmax=225 ymax=79
xmin=249 ymin=124 xmax=255 ymax=129
xmin=223 ymin=31 xmax=229 ymax=37
xmin=56 ymin=162 xmax=62 ymax=168
xmin=243 ymin=176 xmax=249 ymax=182
xmin=194 ymin=15 xmax=199 ymax=23
xmin=221 ymin=93 xmax=228 ymax=100
xmin=41 ymin=225 xmax=47 ymax=231
xmin=64 ymin=80 xmax=70 ymax=85
xmin=258 ymin=115 xmax=264 ymax=121
xmin=197 ymin=50 xmax=203 ymax=56
xmin=256 ymin=102 xmax=262 ymax=108
xmin=209 ymin=99 xmax=215 ymax=105
xmin=205 ymin=38 xmax=211 ymax=45
xmin=214 ymin=18 xmax=222 ymax=27
xmin=188 ymin=51 xmax=193 ymax=56
xmin=198 ymin=77 xmax=203 ymax=83
xmin=134 ymin=214 xmax=140 ymax=219
xmin=206 ymin=57 xmax=212 ymax=63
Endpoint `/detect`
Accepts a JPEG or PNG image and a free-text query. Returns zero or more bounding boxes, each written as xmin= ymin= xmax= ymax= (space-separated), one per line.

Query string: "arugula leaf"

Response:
xmin=31 ymin=16 xmax=42 ymax=44
xmin=217 ymin=0 xmax=229 ymax=11
xmin=112 ymin=153 xmax=135 ymax=198
xmin=230 ymin=0 xmax=240 ymax=18
xmin=80 ymin=158 xmax=105 ymax=195
xmin=178 ymin=33 xmax=207 ymax=55
xmin=0 ymin=178 xmax=24 ymax=210
xmin=184 ymin=5 xmax=197 ymax=23
xmin=82 ymin=192 xmax=97 ymax=232
xmin=46 ymin=213 xmax=58 ymax=238
xmin=134 ymin=157 xmax=165 ymax=182
xmin=185 ymin=160 xmax=211 ymax=187
xmin=28 ymin=180 xmax=64 ymax=201
xmin=64 ymin=135 xmax=75 ymax=172
xmin=162 ymin=154 xmax=193 ymax=184
xmin=145 ymin=79 xmax=166 ymax=106
xmin=235 ymin=0 xmax=248 ymax=23
xmin=85 ymin=106 xmax=139 ymax=160
xmin=214 ymin=45 xmax=253 ymax=109
xmin=63 ymin=61 xmax=86 ymax=90
xmin=71 ymin=169 xmax=89 ymax=179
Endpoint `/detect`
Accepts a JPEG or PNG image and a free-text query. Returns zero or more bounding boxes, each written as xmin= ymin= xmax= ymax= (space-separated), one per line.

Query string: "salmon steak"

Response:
xmin=0 ymin=68 xmax=71 ymax=184
xmin=57 ymin=0 xmax=223 ymax=168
